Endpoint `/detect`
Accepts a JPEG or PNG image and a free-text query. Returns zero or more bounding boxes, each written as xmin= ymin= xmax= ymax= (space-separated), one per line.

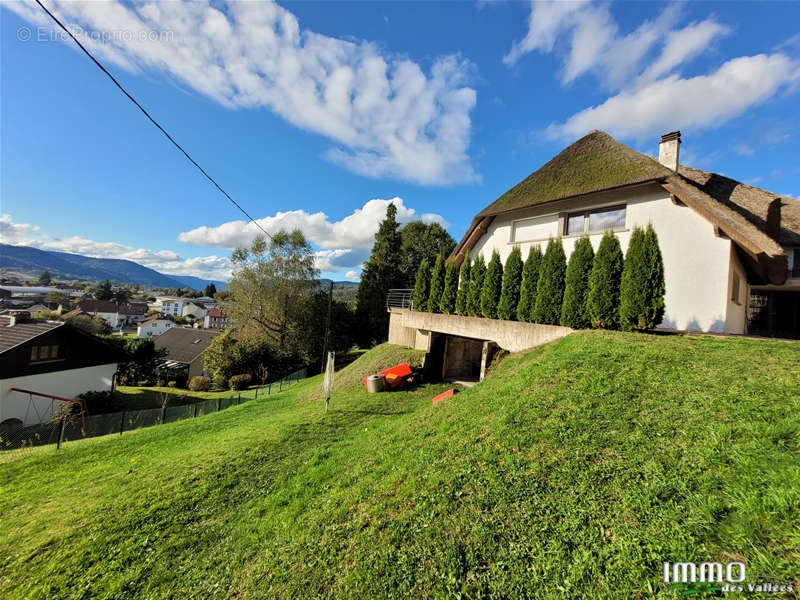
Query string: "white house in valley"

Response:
xmin=137 ymin=315 xmax=176 ymax=339
xmin=449 ymin=131 xmax=799 ymax=337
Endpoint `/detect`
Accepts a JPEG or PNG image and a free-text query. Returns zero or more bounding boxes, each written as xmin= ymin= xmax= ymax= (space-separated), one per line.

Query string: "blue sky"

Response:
xmin=2 ymin=1 xmax=799 ymax=282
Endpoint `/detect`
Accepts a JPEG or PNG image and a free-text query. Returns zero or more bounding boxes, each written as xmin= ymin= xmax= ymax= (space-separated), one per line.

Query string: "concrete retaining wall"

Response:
xmin=388 ymin=308 xmax=572 ymax=353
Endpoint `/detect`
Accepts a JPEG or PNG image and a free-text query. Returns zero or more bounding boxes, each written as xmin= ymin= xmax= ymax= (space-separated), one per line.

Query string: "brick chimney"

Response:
xmin=658 ymin=131 xmax=681 ymax=172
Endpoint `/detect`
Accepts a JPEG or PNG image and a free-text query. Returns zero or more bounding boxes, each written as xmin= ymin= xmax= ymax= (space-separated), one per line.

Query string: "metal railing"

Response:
xmin=386 ymin=288 xmax=413 ymax=310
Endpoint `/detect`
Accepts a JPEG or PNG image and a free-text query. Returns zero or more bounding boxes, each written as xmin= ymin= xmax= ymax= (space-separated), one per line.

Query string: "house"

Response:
xmin=153 ymin=328 xmax=219 ymax=379
xmin=118 ymin=302 xmax=148 ymax=326
xmin=182 ymin=301 xmax=208 ymax=320
xmin=76 ymin=299 xmax=119 ymax=327
xmin=203 ymin=307 xmax=228 ymax=329
xmin=0 ymin=311 xmax=128 ymax=426
xmin=156 ymin=297 xmax=188 ymax=317
xmin=137 ymin=314 xmax=176 ymax=338
xmin=448 ymin=130 xmax=799 ymax=337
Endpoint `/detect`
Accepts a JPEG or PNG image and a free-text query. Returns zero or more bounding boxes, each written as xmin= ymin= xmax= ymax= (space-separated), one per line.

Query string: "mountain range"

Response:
xmin=0 ymin=244 xmax=227 ymax=291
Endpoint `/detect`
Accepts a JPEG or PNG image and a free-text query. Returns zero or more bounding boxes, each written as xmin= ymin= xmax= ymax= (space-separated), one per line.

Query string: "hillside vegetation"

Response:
xmin=1 ymin=333 xmax=798 ymax=599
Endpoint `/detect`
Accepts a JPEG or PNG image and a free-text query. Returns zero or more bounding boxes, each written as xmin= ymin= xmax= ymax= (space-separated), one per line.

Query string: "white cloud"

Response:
xmin=0 ymin=215 xmax=230 ymax=280
xmin=178 ymin=197 xmax=447 ymax=273
xmin=734 ymin=144 xmax=755 ymax=157
xmin=7 ymin=0 xmax=477 ymax=185
xmin=547 ymin=54 xmax=800 ymax=141
xmin=344 ymin=270 xmax=360 ymax=282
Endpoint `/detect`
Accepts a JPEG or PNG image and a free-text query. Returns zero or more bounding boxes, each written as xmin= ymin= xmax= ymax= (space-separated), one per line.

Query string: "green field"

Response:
xmin=1 ymin=332 xmax=798 ymax=599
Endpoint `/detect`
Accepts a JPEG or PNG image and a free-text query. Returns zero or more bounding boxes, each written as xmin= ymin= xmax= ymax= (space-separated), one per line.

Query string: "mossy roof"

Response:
xmin=477 ymin=130 xmax=672 ymax=217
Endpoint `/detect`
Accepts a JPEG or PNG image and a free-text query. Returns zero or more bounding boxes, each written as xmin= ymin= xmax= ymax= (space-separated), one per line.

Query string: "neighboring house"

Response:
xmin=0 ymin=311 xmax=128 ymax=426
xmin=76 ymin=299 xmax=119 ymax=327
xmin=118 ymin=302 xmax=148 ymax=326
xmin=153 ymin=328 xmax=219 ymax=379
xmin=449 ymin=130 xmax=800 ymax=337
xmin=203 ymin=307 xmax=228 ymax=329
xmin=156 ymin=297 xmax=188 ymax=317
xmin=25 ymin=304 xmax=51 ymax=314
xmin=194 ymin=296 xmax=217 ymax=308
xmin=182 ymin=301 xmax=208 ymax=320
xmin=137 ymin=315 xmax=176 ymax=338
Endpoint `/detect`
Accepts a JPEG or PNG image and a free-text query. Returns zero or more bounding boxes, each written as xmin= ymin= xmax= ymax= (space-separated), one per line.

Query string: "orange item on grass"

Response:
xmin=362 ymin=363 xmax=413 ymax=389
xmin=432 ymin=388 xmax=456 ymax=405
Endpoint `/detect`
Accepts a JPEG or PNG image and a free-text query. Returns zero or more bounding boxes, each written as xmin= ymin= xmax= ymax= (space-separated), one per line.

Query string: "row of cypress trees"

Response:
xmin=412 ymin=224 xmax=665 ymax=331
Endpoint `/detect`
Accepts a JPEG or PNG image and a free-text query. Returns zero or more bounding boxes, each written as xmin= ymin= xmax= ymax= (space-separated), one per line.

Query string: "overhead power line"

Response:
xmin=34 ymin=0 xmax=272 ymax=241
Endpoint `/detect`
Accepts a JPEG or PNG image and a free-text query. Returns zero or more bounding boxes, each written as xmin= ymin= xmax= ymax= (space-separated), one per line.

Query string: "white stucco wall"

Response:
xmin=0 ymin=363 xmax=119 ymax=426
xmin=137 ymin=319 xmax=175 ymax=338
xmin=470 ymin=184 xmax=738 ymax=333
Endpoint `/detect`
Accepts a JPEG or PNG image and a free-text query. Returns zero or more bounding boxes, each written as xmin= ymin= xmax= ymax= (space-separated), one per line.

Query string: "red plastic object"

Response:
xmin=432 ymin=388 xmax=456 ymax=405
xmin=362 ymin=362 xmax=413 ymax=389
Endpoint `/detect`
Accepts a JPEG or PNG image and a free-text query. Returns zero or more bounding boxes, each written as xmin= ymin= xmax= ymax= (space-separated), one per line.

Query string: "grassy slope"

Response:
xmin=0 ymin=334 xmax=798 ymax=599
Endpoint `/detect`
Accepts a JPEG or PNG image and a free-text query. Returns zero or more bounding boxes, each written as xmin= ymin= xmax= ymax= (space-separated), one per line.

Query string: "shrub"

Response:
xmin=439 ymin=261 xmax=459 ymax=314
xmin=228 ymin=374 xmax=252 ymax=390
xmin=455 ymin=258 xmax=471 ymax=316
xmin=167 ymin=381 xmax=178 ymax=388
xmin=532 ymin=238 xmax=567 ymax=325
xmin=188 ymin=376 xmax=211 ymax=392
xmin=497 ymin=247 xmax=523 ymax=321
xmin=561 ymin=236 xmax=594 ymax=328
xmin=517 ymin=246 xmax=543 ymax=323
xmin=480 ymin=250 xmax=504 ymax=319
xmin=212 ymin=374 xmax=227 ymax=389
xmin=466 ymin=255 xmax=486 ymax=316
xmin=427 ymin=254 xmax=446 ymax=313
xmin=619 ymin=224 xmax=666 ymax=330
xmin=588 ymin=231 xmax=624 ymax=329
xmin=411 ymin=259 xmax=430 ymax=311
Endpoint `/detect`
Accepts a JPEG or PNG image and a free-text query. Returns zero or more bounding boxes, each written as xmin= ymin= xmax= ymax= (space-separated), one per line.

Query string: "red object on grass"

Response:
xmin=432 ymin=388 xmax=456 ymax=405
xmin=362 ymin=362 xmax=413 ymax=389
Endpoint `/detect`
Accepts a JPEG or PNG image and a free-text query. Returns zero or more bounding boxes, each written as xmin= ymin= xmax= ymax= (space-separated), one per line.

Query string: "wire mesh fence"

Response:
xmin=0 ymin=365 xmax=310 ymax=456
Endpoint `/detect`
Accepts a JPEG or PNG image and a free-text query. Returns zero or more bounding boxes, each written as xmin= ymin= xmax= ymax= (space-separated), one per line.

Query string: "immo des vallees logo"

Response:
xmin=663 ymin=561 xmax=795 ymax=595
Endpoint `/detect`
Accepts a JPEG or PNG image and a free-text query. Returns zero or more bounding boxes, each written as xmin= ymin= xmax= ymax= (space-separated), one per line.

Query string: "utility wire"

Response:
xmin=34 ymin=0 xmax=272 ymax=240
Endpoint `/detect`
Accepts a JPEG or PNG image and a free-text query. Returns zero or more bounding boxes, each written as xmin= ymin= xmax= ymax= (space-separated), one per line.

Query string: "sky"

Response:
xmin=1 ymin=0 xmax=799 ymax=283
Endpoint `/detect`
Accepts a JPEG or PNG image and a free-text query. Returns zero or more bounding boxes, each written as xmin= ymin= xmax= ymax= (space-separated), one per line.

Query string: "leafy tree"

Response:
xmin=399 ymin=221 xmax=456 ymax=286
xmin=480 ymin=250 xmax=503 ymax=319
xmin=440 ymin=261 xmax=459 ymax=314
xmin=588 ymin=231 xmax=624 ymax=329
xmin=227 ymin=229 xmax=318 ymax=355
xmin=427 ymin=255 xmax=446 ymax=313
xmin=93 ymin=279 xmax=114 ymax=301
xmin=465 ymin=255 xmax=486 ymax=317
xmin=561 ymin=236 xmax=595 ymax=329
xmin=619 ymin=225 xmax=665 ymax=330
xmin=355 ymin=203 xmax=404 ymax=345
xmin=455 ymin=258 xmax=471 ymax=316
xmin=411 ymin=259 xmax=430 ymax=311
xmin=44 ymin=290 xmax=69 ymax=308
xmin=532 ymin=238 xmax=567 ymax=325
xmin=66 ymin=314 xmax=108 ymax=335
xmin=204 ymin=283 xmax=217 ymax=297
xmin=38 ymin=270 xmax=52 ymax=286
xmin=517 ymin=246 xmax=543 ymax=323
xmin=497 ymin=247 xmax=523 ymax=321
xmin=114 ymin=338 xmax=166 ymax=386
xmin=112 ymin=288 xmax=132 ymax=304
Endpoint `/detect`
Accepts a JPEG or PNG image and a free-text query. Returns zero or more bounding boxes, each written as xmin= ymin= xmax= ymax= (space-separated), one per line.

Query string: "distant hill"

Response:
xmin=0 ymin=244 xmax=226 ymax=290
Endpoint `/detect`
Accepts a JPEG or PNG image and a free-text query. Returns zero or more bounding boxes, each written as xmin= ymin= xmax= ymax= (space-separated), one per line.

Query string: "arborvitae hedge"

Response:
xmin=480 ymin=250 xmax=503 ymax=319
xmin=561 ymin=236 xmax=594 ymax=328
xmin=619 ymin=224 xmax=666 ymax=330
xmin=455 ymin=258 xmax=471 ymax=316
xmin=466 ymin=255 xmax=486 ymax=316
xmin=497 ymin=246 xmax=523 ymax=320
xmin=439 ymin=261 xmax=459 ymax=315
xmin=411 ymin=259 xmax=430 ymax=311
xmin=588 ymin=231 xmax=624 ymax=329
xmin=427 ymin=254 xmax=445 ymax=313
xmin=517 ymin=246 xmax=543 ymax=323
xmin=532 ymin=238 xmax=567 ymax=325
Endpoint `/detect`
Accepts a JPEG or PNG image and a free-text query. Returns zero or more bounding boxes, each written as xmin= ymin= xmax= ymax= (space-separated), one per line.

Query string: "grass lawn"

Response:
xmin=112 ymin=384 xmax=268 ymax=411
xmin=1 ymin=332 xmax=798 ymax=599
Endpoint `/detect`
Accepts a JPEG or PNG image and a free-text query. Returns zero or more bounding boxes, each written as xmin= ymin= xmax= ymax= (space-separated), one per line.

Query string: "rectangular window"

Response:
xmin=30 ymin=344 xmax=59 ymax=362
xmin=511 ymin=215 xmax=558 ymax=242
xmin=565 ymin=205 xmax=626 ymax=235
xmin=731 ymin=271 xmax=741 ymax=304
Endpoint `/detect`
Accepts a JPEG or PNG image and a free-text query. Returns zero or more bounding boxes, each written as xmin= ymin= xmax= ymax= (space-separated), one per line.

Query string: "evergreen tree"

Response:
xmin=411 ymin=259 xmax=430 ymax=312
xmin=94 ymin=279 xmax=114 ymax=301
xmin=517 ymin=246 xmax=543 ymax=323
xmin=532 ymin=238 xmax=567 ymax=325
xmin=427 ymin=254 xmax=446 ymax=313
xmin=645 ymin=224 xmax=666 ymax=326
xmin=38 ymin=270 xmax=52 ymax=286
xmin=455 ymin=258 xmax=471 ymax=316
xmin=497 ymin=247 xmax=523 ymax=320
xmin=204 ymin=283 xmax=217 ymax=297
xmin=465 ymin=255 xmax=486 ymax=316
xmin=355 ymin=203 xmax=404 ymax=344
xmin=561 ymin=236 xmax=594 ymax=328
xmin=439 ymin=261 xmax=459 ymax=314
xmin=619 ymin=225 xmax=666 ymax=330
xmin=480 ymin=250 xmax=504 ymax=319
xmin=588 ymin=231 xmax=624 ymax=329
